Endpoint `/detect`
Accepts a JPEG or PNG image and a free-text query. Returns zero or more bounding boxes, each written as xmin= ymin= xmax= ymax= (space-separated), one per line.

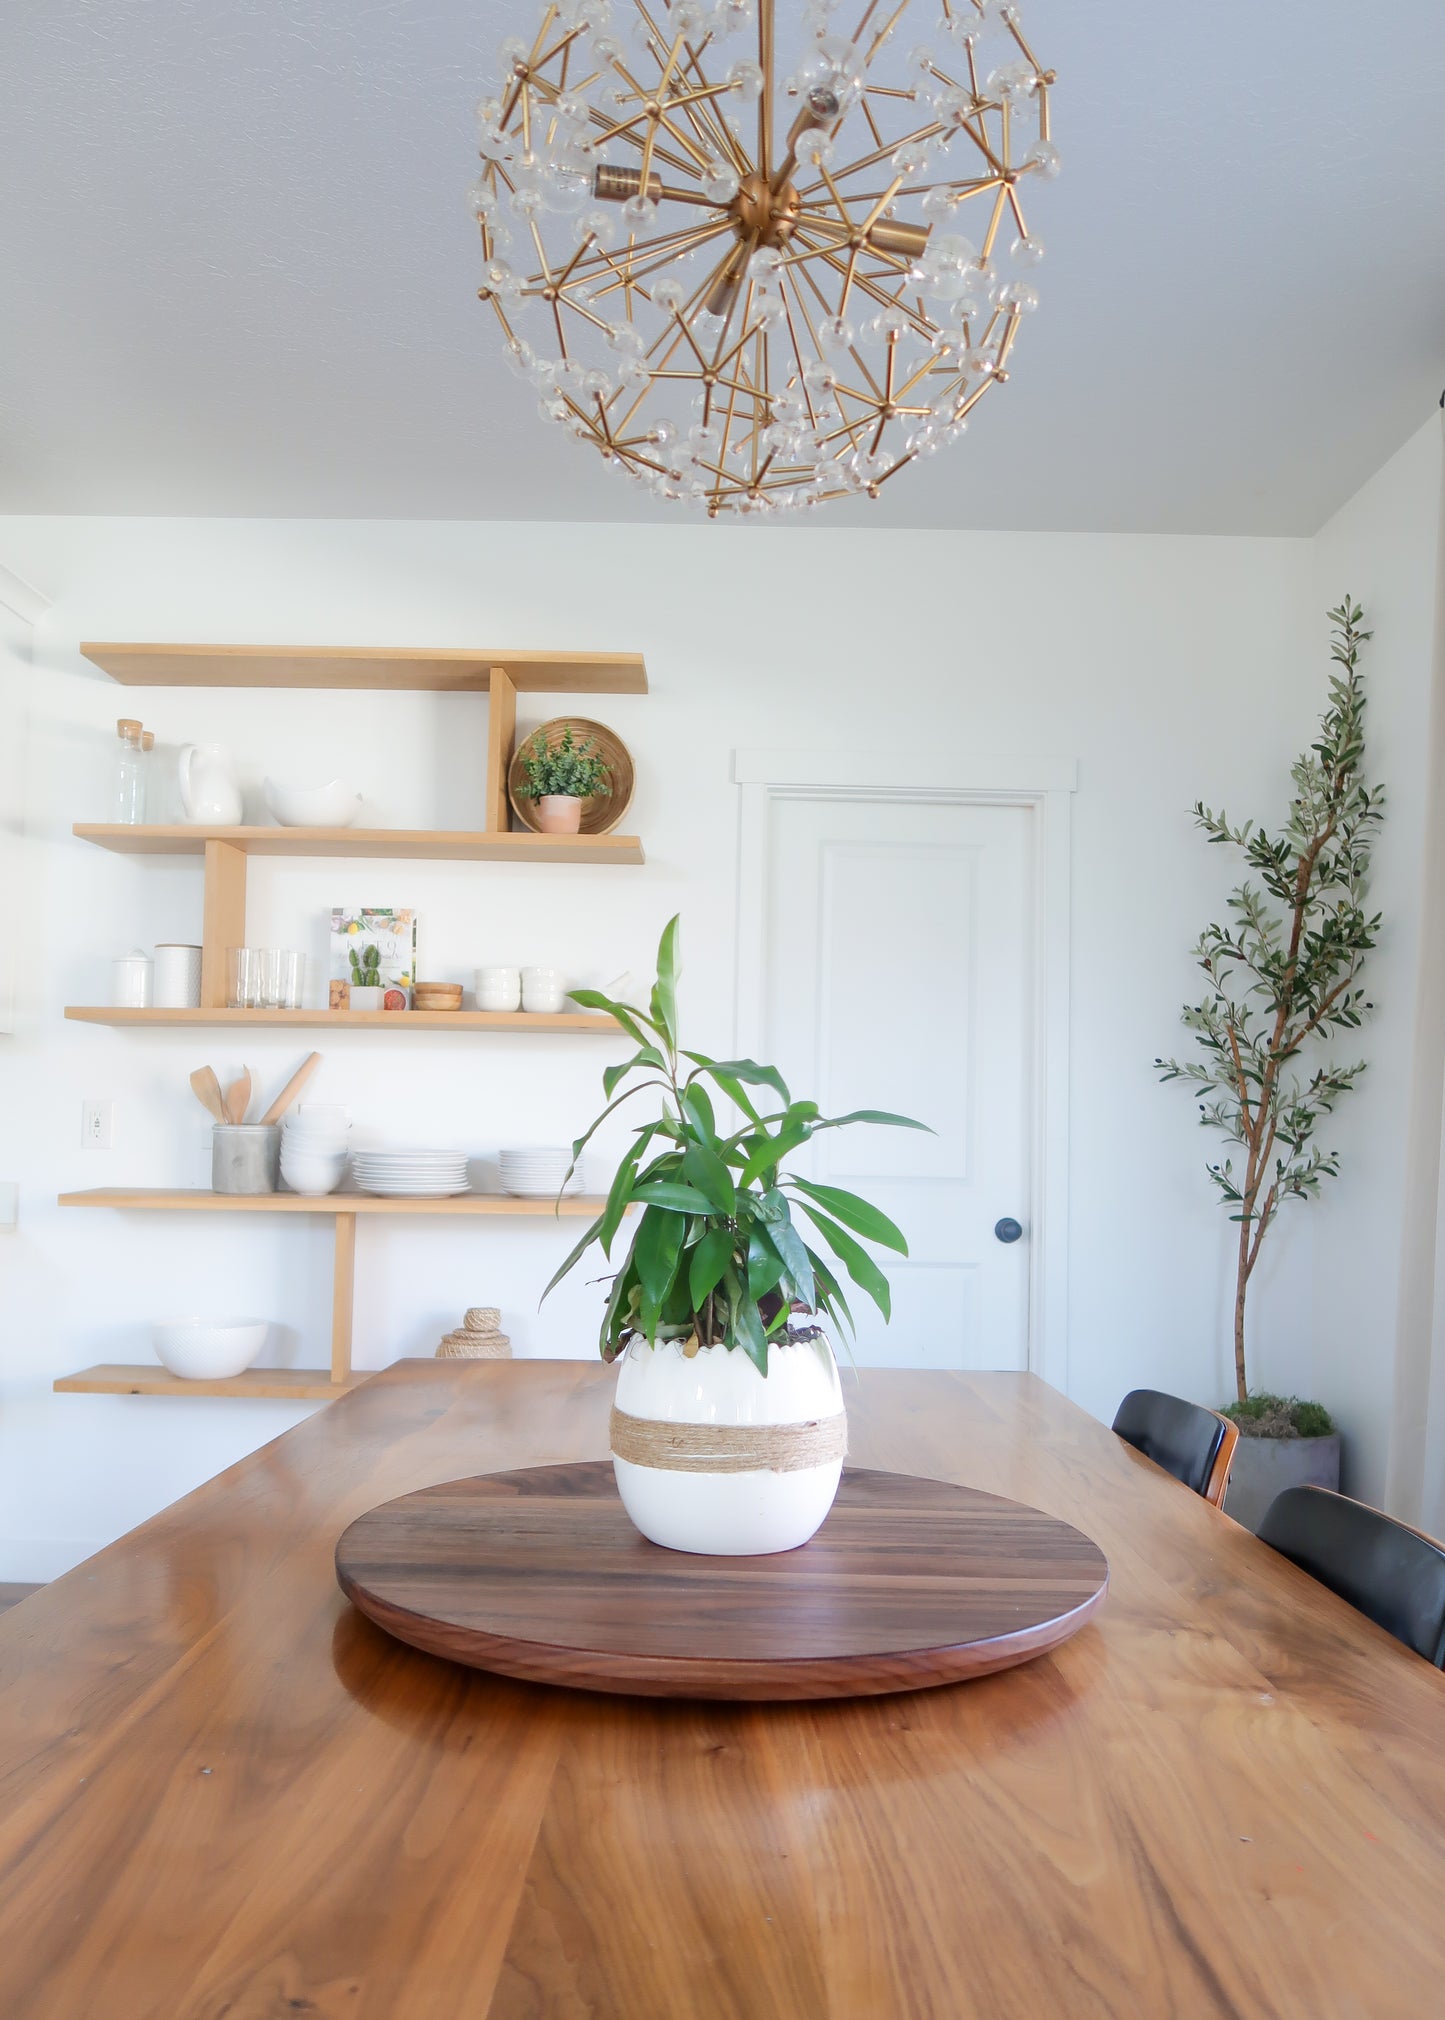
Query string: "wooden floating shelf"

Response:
xmin=59 ymin=1190 xmax=607 ymax=1215
xmin=81 ymin=643 xmax=648 ymax=693
xmin=54 ymin=1365 xmax=369 ymax=1402
xmin=55 ymin=1190 xmax=612 ymax=1403
xmin=61 ymin=640 xmax=645 ymax=1407
xmin=65 ymin=1007 xmax=625 ymax=1034
xmin=73 ymin=824 xmax=645 ymax=864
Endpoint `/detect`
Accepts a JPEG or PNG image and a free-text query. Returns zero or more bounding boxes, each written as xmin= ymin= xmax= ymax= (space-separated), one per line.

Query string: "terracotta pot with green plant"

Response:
xmin=514 ymin=724 xmax=612 ymax=835
xmin=1157 ymin=599 xmax=1383 ymax=1529
xmin=545 ymin=916 xmax=928 ymax=1556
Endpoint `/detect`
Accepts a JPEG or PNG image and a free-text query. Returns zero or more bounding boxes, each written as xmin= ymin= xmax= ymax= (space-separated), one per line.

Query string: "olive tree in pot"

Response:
xmin=1157 ymin=600 xmax=1383 ymax=1531
xmin=546 ymin=916 xmax=927 ymax=1556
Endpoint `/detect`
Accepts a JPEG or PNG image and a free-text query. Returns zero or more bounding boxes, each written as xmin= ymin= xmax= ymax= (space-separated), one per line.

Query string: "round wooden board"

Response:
xmin=336 ymin=1463 xmax=1109 ymax=1701
xmin=507 ymin=716 xmax=635 ymax=836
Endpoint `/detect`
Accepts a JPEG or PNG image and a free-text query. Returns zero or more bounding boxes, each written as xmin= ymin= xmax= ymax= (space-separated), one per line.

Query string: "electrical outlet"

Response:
xmin=81 ymin=1100 xmax=113 ymax=1149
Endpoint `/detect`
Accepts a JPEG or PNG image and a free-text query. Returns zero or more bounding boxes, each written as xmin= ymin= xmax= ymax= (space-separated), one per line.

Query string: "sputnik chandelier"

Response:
xmin=471 ymin=0 xmax=1058 ymax=515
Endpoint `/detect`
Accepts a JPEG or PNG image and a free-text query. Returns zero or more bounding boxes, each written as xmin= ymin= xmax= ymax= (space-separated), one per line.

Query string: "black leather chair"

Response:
xmin=1257 ymin=1485 xmax=1445 ymax=1668
xmin=1112 ymin=1388 xmax=1238 ymax=1507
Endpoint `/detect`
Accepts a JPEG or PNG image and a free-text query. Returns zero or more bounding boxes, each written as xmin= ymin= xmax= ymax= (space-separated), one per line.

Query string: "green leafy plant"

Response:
xmin=348 ymin=943 xmax=381 ymax=987
xmin=544 ymin=916 xmax=930 ymax=1375
xmin=1223 ymin=1394 xmax=1336 ymax=1441
xmin=1156 ymin=599 xmax=1384 ymax=1403
xmin=515 ymin=724 xmax=612 ymax=801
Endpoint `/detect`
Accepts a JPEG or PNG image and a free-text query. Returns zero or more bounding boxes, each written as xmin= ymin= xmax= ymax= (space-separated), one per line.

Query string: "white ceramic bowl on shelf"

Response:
xmin=280 ymin=1109 xmax=350 ymax=1195
xmin=283 ymin=1123 xmax=350 ymax=1150
xmin=263 ymin=777 xmax=363 ymax=828
xmin=280 ymin=1153 xmax=348 ymax=1196
xmin=154 ymin=1318 xmax=267 ymax=1380
xmin=498 ymin=1147 xmax=582 ymax=1197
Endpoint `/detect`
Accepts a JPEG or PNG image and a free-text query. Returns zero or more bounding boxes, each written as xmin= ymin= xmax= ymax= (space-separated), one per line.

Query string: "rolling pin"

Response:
xmin=259 ymin=1051 xmax=322 ymax=1126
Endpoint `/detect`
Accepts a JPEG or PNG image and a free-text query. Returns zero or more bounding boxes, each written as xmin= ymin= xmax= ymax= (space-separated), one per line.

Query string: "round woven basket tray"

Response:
xmin=507 ymin=717 xmax=634 ymax=836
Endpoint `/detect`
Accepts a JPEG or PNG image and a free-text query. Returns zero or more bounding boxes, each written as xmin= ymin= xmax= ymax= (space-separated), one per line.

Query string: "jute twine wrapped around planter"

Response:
xmin=436 ymin=1306 xmax=512 ymax=1360
xmin=609 ymin=1406 xmax=847 ymax=1475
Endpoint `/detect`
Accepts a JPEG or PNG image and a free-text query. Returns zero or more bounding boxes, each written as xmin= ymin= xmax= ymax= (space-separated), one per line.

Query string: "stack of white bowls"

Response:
xmin=280 ymin=1105 xmax=350 ymax=1196
xmin=499 ymin=1147 xmax=584 ymax=1198
xmin=351 ymin=1147 xmax=471 ymax=1197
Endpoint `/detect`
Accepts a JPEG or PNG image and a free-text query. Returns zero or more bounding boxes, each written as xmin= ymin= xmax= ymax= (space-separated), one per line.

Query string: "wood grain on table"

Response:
xmin=0 ymin=1361 xmax=1441 ymax=2020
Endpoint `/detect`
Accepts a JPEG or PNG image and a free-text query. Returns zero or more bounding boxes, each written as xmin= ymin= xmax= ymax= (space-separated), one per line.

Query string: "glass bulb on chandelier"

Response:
xmin=470 ymin=0 xmax=1058 ymax=515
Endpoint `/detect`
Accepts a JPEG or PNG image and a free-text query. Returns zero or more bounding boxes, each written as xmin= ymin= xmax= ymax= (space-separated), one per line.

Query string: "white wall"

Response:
xmin=1306 ymin=417 xmax=1445 ymax=1509
xmin=0 ymin=506 xmax=1397 ymax=1578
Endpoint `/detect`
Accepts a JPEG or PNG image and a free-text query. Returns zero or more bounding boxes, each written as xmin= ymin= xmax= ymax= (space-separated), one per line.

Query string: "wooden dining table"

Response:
xmin=1 ymin=1360 xmax=1442 ymax=2019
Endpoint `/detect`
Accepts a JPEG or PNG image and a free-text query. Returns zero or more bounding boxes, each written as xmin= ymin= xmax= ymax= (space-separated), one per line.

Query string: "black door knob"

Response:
xmin=994 ymin=1217 xmax=1024 ymax=1244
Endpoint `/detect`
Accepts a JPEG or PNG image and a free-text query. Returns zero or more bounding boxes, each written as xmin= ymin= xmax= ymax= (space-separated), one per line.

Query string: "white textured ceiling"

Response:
xmin=2 ymin=0 xmax=1443 ymax=532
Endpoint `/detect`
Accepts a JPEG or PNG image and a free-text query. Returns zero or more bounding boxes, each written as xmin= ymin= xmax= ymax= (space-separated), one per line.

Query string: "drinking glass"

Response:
xmin=227 ymin=947 xmax=259 ymax=1009
xmin=257 ymin=949 xmax=304 ymax=1009
xmin=277 ymin=950 xmax=305 ymax=1009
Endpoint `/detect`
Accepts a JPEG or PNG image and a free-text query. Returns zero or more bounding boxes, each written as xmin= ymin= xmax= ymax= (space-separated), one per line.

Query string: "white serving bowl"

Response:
xmin=280 ymin=1151 xmax=348 ymax=1196
xmin=154 ymin=1318 xmax=267 ymax=1380
xmin=263 ymin=777 xmax=363 ymax=828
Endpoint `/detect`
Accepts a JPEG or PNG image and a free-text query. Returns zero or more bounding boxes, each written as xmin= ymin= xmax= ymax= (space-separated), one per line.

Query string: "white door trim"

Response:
xmin=733 ymin=751 xmax=1074 ymax=1391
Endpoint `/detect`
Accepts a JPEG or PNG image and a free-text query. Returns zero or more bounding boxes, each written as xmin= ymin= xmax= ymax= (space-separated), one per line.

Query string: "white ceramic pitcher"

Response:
xmin=178 ymin=743 xmax=243 ymax=826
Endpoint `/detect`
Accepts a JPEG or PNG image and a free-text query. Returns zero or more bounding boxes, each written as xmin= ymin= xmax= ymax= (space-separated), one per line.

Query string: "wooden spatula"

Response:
xmin=223 ymin=1069 xmax=252 ymax=1125
xmin=259 ymin=1051 xmax=322 ymax=1126
xmin=189 ymin=1066 xmax=228 ymax=1123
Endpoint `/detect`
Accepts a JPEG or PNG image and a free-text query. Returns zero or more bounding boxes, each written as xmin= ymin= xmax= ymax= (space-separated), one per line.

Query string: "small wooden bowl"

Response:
xmin=412 ymin=982 xmax=463 ymax=1012
xmin=508 ymin=718 xmax=635 ymax=837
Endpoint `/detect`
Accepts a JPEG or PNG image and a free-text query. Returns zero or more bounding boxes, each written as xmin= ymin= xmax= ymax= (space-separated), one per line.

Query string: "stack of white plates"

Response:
xmin=499 ymin=1147 xmax=583 ymax=1198
xmin=280 ymin=1105 xmax=350 ymax=1197
xmin=351 ymin=1148 xmax=471 ymax=1197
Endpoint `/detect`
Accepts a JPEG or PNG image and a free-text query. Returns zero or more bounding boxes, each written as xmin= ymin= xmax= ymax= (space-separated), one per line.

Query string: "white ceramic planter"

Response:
xmin=611 ymin=1334 xmax=846 ymax=1555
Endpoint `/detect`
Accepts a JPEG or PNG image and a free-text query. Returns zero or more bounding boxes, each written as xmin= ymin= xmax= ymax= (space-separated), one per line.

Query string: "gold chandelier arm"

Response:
xmin=797 ymin=116 xmax=951 ymax=193
xmin=770 ymin=85 xmax=843 ymax=201
xmin=758 ymin=0 xmax=773 ymax=183
xmin=577 ymin=65 xmax=703 ymax=177
xmin=788 ymin=229 xmax=933 ymax=344
xmin=850 ymin=3 xmax=884 ymax=53
xmin=590 ymin=166 xmax=725 ymax=212
xmin=792 ymin=209 xmax=929 ymax=262
xmin=661 ymin=23 xmax=750 ymax=171
xmin=582 ymin=219 xmax=733 ymax=301
xmin=636 ymin=32 xmax=689 ymax=193
xmin=865 ymin=1 xmax=915 ymax=69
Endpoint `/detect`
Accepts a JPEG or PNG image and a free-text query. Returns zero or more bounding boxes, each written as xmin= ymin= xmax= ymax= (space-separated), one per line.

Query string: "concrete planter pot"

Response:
xmin=1224 ymin=1432 xmax=1341 ymax=1534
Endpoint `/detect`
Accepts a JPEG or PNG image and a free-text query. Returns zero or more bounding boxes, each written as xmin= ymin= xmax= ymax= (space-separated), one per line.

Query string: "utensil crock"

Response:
xmin=212 ymin=1125 xmax=281 ymax=1195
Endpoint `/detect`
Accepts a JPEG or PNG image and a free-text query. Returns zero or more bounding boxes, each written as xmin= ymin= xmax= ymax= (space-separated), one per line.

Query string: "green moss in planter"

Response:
xmin=1223 ymin=1393 xmax=1335 ymax=1440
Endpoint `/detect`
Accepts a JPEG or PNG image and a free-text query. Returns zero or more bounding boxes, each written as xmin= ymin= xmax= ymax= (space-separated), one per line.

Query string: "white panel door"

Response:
xmin=761 ymin=794 xmax=1033 ymax=1370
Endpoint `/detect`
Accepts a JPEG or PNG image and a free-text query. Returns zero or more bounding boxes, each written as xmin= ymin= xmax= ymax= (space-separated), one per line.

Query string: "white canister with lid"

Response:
xmin=111 ymin=948 xmax=153 ymax=1008
xmin=153 ymin=942 xmax=202 ymax=1009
